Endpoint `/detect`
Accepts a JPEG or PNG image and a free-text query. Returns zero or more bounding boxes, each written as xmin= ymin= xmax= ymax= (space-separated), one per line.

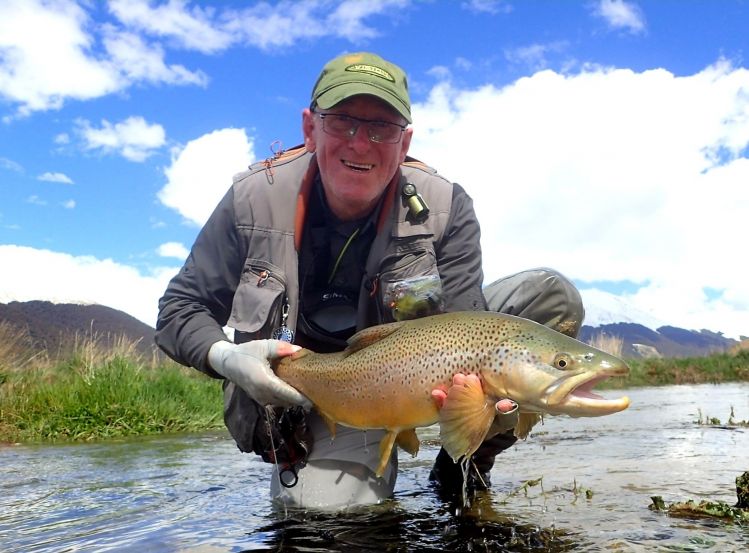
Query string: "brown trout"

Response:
xmin=275 ymin=311 xmax=630 ymax=477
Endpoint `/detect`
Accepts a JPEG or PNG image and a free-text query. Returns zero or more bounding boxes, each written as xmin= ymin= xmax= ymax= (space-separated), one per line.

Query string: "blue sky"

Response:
xmin=1 ymin=0 xmax=748 ymax=339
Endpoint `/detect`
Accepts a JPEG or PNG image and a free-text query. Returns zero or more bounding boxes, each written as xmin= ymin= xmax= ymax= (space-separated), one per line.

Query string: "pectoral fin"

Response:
xmin=514 ymin=412 xmax=543 ymax=440
xmin=395 ymin=428 xmax=420 ymax=457
xmin=438 ymin=374 xmax=496 ymax=463
xmin=318 ymin=411 xmax=338 ymax=438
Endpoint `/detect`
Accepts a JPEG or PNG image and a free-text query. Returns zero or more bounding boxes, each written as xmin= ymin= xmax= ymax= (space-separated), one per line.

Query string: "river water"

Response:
xmin=2 ymin=383 xmax=748 ymax=552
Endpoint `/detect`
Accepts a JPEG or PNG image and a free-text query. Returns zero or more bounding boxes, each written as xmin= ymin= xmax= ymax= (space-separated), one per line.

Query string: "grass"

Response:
xmin=598 ymin=349 xmax=749 ymax=389
xmin=0 ymin=323 xmax=223 ymax=444
xmin=1 ymin=322 xmax=747 ymax=444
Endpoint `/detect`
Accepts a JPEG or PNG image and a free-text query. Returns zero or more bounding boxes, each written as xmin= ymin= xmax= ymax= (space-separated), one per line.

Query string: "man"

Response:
xmin=156 ymin=52 xmax=584 ymax=509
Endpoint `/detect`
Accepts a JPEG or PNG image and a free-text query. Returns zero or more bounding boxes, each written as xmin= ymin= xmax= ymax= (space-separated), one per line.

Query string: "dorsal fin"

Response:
xmin=343 ymin=320 xmax=406 ymax=356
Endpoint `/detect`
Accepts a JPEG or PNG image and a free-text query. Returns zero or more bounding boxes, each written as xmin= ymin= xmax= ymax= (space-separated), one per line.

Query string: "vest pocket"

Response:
xmin=228 ymin=260 xmax=286 ymax=337
xmin=378 ymin=246 xmax=444 ymax=322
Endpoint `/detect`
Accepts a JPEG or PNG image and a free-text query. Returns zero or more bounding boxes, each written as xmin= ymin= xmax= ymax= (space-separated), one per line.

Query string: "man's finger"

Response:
xmin=431 ymin=389 xmax=447 ymax=409
xmin=496 ymin=398 xmax=518 ymax=414
xmin=267 ymin=339 xmax=302 ymax=359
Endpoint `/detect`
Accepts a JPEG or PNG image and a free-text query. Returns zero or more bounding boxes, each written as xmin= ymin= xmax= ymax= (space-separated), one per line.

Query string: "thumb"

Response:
xmin=265 ymin=339 xmax=302 ymax=360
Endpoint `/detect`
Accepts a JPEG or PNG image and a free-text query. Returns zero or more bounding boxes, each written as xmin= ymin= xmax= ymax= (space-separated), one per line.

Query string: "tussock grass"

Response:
xmin=586 ymin=332 xmax=624 ymax=358
xmin=0 ymin=327 xmax=223 ymax=444
xmin=0 ymin=322 xmax=47 ymax=374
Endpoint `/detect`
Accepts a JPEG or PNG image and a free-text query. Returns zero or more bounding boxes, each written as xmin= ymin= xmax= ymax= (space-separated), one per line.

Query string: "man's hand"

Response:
xmin=431 ymin=373 xmax=519 ymax=437
xmin=208 ymin=340 xmax=312 ymax=408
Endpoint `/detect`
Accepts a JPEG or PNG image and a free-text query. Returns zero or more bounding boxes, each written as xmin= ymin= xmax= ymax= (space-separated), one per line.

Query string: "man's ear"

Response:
xmin=302 ymin=108 xmax=316 ymax=152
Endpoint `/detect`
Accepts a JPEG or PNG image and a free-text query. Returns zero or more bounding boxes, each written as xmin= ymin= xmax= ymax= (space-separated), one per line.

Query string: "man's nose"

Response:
xmin=348 ymin=124 xmax=371 ymax=152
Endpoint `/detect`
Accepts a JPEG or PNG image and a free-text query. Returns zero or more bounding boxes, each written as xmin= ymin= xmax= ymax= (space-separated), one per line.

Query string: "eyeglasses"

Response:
xmin=315 ymin=112 xmax=406 ymax=144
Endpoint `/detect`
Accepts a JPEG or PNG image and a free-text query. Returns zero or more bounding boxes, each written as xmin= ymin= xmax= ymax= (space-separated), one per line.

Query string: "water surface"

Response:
xmin=2 ymin=383 xmax=748 ymax=552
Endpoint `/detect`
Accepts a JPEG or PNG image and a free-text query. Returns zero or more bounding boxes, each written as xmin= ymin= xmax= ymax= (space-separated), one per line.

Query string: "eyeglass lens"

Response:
xmin=319 ymin=114 xmax=404 ymax=143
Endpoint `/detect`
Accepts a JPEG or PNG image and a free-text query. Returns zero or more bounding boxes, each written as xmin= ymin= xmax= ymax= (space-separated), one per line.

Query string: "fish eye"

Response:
xmin=553 ymin=353 xmax=572 ymax=370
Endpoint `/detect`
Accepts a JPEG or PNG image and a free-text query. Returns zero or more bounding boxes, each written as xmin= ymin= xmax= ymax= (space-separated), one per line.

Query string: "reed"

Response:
xmin=585 ymin=331 xmax=624 ymax=358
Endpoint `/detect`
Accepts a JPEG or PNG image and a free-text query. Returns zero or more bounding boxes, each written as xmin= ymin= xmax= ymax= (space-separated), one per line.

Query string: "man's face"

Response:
xmin=302 ymin=95 xmax=413 ymax=221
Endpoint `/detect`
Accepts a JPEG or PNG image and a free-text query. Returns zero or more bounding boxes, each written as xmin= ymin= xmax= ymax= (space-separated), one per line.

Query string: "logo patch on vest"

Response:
xmin=345 ymin=64 xmax=395 ymax=82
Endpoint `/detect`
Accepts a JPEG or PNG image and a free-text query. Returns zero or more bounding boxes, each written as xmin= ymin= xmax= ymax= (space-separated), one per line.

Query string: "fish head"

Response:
xmin=481 ymin=315 xmax=630 ymax=417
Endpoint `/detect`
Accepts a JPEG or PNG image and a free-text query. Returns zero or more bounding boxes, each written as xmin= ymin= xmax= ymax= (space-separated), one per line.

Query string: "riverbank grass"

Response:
xmin=600 ymin=350 xmax=749 ymax=389
xmin=0 ymin=324 xmax=223 ymax=443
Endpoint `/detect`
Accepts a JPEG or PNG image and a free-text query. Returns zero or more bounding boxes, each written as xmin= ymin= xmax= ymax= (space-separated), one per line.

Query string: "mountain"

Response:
xmin=579 ymin=289 xmax=744 ymax=358
xmin=0 ymin=300 xmax=157 ymax=358
xmin=579 ymin=322 xmax=739 ymax=359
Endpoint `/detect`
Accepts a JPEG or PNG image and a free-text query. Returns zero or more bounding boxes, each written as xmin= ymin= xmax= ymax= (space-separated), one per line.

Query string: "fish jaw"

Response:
xmin=541 ymin=356 xmax=630 ymax=416
xmin=544 ymin=372 xmax=630 ymax=416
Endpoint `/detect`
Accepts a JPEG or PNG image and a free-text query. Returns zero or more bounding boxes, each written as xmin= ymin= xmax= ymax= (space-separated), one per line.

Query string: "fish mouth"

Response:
xmin=545 ymin=368 xmax=630 ymax=416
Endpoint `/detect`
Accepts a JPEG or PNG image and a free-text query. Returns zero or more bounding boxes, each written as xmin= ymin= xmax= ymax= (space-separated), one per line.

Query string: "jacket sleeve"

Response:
xmin=155 ymin=187 xmax=243 ymax=377
xmin=435 ymin=183 xmax=487 ymax=312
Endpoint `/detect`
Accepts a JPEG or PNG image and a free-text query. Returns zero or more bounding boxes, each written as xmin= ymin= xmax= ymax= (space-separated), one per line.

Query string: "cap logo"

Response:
xmin=345 ymin=63 xmax=395 ymax=82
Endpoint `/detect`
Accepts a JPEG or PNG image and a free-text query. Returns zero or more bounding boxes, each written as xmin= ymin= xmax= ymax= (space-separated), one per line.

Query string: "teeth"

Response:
xmin=343 ymin=160 xmax=374 ymax=171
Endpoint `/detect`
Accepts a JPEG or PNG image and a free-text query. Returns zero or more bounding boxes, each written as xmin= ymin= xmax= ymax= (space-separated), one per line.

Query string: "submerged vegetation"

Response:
xmin=695 ymin=406 xmax=749 ymax=427
xmin=0 ymin=321 xmax=747 ymax=444
xmin=650 ymin=472 xmax=749 ymax=523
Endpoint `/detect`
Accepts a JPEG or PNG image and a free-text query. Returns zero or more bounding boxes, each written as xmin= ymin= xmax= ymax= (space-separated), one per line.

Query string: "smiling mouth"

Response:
xmin=343 ymin=160 xmax=374 ymax=172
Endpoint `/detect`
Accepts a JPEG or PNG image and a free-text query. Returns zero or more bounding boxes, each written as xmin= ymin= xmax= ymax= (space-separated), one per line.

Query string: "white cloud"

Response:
xmin=26 ymin=195 xmax=47 ymax=206
xmin=100 ymin=24 xmax=208 ymax=86
xmin=0 ymin=245 xmax=176 ymax=328
xmin=325 ymin=0 xmax=410 ymax=43
xmin=38 ymin=171 xmax=74 ymax=184
xmin=107 ymin=0 xmax=411 ymax=51
xmin=77 ymin=116 xmax=166 ymax=162
xmin=504 ymin=42 xmax=569 ymax=72
xmin=592 ymin=0 xmax=646 ymax=34
xmin=410 ymin=60 xmax=749 ymax=338
xmin=108 ymin=0 xmax=233 ymax=54
xmin=61 ymin=199 xmax=76 ymax=209
xmin=159 ymin=128 xmax=255 ymax=226
xmin=0 ymin=157 xmax=24 ymax=173
xmin=157 ymin=241 xmax=190 ymax=260
xmin=0 ymin=0 xmax=205 ymax=117
xmin=0 ymin=0 xmax=117 ymax=114
xmin=461 ymin=0 xmax=512 ymax=15
xmin=0 ymin=0 xmax=409 ymax=116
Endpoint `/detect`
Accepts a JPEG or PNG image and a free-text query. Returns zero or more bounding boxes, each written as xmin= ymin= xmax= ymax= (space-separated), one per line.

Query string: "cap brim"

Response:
xmin=315 ymin=83 xmax=412 ymax=123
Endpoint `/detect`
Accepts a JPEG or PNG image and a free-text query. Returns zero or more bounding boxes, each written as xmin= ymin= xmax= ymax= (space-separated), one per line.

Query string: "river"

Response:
xmin=2 ymin=383 xmax=748 ymax=552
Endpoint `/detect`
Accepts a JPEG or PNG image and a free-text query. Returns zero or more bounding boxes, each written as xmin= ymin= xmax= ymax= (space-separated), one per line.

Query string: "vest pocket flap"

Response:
xmin=228 ymin=262 xmax=285 ymax=334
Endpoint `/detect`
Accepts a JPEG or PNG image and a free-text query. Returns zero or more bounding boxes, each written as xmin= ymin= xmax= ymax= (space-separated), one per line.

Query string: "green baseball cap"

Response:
xmin=311 ymin=52 xmax=412 ymax=123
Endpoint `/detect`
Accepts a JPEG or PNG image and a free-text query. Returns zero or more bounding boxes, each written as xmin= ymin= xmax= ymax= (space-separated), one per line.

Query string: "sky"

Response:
xmin=1 ymin=0 xmax=748 ymax=339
